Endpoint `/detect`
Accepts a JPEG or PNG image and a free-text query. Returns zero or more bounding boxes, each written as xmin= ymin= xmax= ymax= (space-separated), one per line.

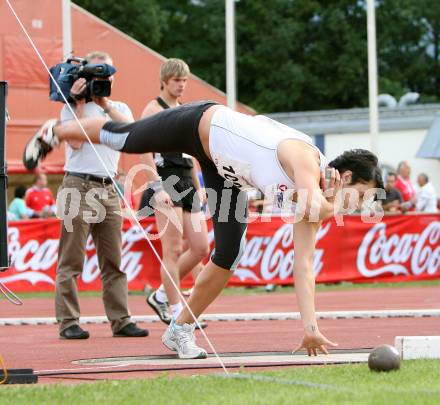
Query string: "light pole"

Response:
xmin=62 ymin=0 xmax=72 ymax=59
xmin=367 ymin=0 xmax=379 ymax=155
xmin=226 ymin=0 xmax=237 ymax=110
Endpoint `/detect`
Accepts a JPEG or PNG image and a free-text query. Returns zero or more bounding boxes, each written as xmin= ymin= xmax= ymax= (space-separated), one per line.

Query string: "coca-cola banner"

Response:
xmin=2 ymin=214 xmax=439 ymax=292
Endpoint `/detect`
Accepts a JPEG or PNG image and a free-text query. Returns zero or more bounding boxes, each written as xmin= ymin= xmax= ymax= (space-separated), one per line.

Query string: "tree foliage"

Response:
xmin=74 ymin=0 xmax=167 ymax=48
xmin=74 ymin=0 xmax=440 ymax=113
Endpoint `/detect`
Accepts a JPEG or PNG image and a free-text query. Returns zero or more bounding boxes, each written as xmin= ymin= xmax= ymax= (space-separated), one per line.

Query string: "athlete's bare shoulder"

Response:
xmin=279 ymin=139 xmax=320 ymax=166
xmin=141 ymin=99 xmax=163 ymax=118
xmin=278 ymin=139 xmax=321 ymax=185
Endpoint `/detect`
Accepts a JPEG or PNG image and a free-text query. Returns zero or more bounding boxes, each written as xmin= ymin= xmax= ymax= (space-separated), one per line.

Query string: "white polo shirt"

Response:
xmin=61 ymin=101 xmax=133 ymax=177
xmin=416 ymin=182 xmax=438 ymax=213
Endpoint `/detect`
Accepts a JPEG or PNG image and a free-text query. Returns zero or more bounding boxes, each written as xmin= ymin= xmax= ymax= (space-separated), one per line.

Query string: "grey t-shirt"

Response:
xmin=61 ymin=101 xmax=133 ymax=177
xmin=384 ymin=188 xmax=403 ymax=205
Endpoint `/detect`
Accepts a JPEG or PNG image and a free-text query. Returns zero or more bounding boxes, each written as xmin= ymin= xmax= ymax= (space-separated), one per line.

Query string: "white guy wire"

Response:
xmin=6 ymin=0 xmax=229 ymax=375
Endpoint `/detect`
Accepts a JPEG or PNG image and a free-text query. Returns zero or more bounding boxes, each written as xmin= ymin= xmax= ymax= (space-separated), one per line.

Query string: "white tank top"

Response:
xmin=209 ymin=107 xmax=327 ymax=200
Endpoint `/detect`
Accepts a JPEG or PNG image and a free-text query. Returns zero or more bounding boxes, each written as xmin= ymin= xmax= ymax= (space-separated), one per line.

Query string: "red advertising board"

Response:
xmin=1 ymin=214 xmax=439 ymax=292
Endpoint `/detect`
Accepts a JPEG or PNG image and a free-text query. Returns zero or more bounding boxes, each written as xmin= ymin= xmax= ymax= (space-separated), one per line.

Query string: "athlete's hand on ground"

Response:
xmin=154 ymin=189 xmax=174 ymax=207
xmin=321 ymin=167 xmax=343 ymax=203
xmin=293 ymin=329 xmax=338 ymax=356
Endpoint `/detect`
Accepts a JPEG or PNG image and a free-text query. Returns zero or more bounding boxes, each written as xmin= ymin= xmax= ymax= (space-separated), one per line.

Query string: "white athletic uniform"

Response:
xmin=99 ymin=101 xmax=327 ymax=269
xmin=208 ymin=107 xmax=327 ymax=210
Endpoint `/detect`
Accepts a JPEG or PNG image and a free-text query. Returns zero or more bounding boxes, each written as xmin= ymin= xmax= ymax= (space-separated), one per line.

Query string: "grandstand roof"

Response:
xmin=268 ymin=104 xmax=440 ymax=135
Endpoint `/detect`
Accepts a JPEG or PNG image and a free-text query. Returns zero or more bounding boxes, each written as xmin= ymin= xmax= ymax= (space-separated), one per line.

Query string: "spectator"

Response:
xmin=25 ymin=173 xmax=56 ymax=217
xmin=382 ymin=172 xmax=403 ymax=213
xmin=140 ymin=58 xmax=209 ymax=326
xmin=247 ymin=189 xmax=265 ymax=214
xmin=416 ymin=173 xmax=438 ymax=213
xmin=8 ymin=185 xmax=33 ymax=220
xmin=55 ymin=50 xmax=147 ymax=340
xmin=395 ymin=161 xmax=416 ymax=209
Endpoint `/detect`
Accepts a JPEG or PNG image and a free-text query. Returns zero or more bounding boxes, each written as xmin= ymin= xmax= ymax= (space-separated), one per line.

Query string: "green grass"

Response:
xmin=10 ymin=278 xmax=440 ymax=300
xmin=221 ymin=278 xmax=440 ymax=296
xmin=1 ymin=360 xmax=439 ymax=404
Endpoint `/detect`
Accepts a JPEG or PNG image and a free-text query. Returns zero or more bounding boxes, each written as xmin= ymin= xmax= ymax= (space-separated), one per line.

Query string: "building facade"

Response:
xmin=269 ymin=104 xmax=440 ymax=192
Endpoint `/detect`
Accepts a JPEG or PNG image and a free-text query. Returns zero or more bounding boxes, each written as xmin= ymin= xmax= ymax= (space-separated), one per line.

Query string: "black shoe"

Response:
xmin=113 ymin=323 xmax=149 ymax=337
xmin=60 ymin=324 xmax=90 ymax=340
xmin=147 ymin=291 xmax=172 ymax=325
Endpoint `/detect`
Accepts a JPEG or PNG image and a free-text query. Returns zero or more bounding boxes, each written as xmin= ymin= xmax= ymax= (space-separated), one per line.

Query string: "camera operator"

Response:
xmin=55 ymin=51 xmax=148 ymax=339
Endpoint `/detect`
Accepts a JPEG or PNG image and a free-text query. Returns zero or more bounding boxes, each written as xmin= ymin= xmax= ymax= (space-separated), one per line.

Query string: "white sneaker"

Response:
xmin=23 ymin=119 xmax=59 ymax=170
xmin=162 ymin=321 xmax=208 ymax=359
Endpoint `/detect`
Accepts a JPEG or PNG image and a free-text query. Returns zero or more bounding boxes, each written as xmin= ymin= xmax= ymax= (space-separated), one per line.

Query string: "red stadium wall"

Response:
xmin=0 ymin=1 xmax=253 ymax=185
xmin=2 ymin=214 xmax=439 ymax=292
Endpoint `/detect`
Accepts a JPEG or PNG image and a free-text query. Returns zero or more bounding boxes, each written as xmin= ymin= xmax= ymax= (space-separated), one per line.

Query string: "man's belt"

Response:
xmin=66 ymin=171 xmax=113 ymax=185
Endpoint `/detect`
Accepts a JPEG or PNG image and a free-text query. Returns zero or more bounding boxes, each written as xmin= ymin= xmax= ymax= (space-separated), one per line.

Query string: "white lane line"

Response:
xmin=1 ymin=309 xmax=439 ymax=326
xmin=72 ymin=352 xmax=369 ymax=367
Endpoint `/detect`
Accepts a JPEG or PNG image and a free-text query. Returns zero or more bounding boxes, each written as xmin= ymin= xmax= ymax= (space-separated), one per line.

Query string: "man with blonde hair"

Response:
xmin=159 ymin=58 xmax=190 ymax=89
xmin=140 ymin=58 xmax=209 ymax=328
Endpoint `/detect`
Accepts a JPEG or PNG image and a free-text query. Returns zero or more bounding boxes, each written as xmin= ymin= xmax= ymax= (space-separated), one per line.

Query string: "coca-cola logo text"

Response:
xmin=357 ymin=221 xmax=440 ymax=278
xmin=231 ymin=223 xmax=330 ymax=282
xmin=1 ymin=224 xmax=154 ymax=285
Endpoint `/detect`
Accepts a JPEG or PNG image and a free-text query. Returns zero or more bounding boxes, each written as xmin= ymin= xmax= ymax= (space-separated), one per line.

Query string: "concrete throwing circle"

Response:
xmin=73 ymin=351 xmax=369 ymax=369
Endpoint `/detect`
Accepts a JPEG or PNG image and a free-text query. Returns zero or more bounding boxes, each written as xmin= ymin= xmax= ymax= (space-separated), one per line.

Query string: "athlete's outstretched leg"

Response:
xmin=54 ymin=117 xmax=107 ymax=143
xmin=23 ymin=102 xmax=215 ymax=171
xmin=23 ymin=114 xmax=161 ymax=171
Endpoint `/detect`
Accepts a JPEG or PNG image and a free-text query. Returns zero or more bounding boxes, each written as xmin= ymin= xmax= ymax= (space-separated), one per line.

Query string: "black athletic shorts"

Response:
xmin=101 ymin=101 xmax=248 ymax=271
xmin=140 ymin=171 xmax=201 ymax=214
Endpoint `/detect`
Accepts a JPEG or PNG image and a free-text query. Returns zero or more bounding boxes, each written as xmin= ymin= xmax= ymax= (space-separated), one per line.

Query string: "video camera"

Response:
xmin=49 ymin=57 xmax=117 ymax=104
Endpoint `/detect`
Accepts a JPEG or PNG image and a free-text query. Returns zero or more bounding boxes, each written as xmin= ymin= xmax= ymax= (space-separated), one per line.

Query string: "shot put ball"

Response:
xmin=368 ymin=344 xmax=401 ymax=372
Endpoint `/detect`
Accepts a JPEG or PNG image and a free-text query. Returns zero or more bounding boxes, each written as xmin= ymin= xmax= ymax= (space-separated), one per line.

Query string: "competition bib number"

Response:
xmin=222 ymin=165 xmax=244 ymax=189
xmin=214 ymin=155 xmax=254 ymax=190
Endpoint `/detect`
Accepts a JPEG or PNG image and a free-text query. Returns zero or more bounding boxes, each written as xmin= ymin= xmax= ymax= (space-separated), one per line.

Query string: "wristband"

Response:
xmin=103 ymin=106 xmax=112 ymax=114
xmin=150 ymin=179 xmax=164 ymax=193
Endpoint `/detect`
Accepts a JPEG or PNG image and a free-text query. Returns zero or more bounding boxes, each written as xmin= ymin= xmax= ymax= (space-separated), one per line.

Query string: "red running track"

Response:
xmin=0 ymin=286 xmax=439 ymax=383
xmin=2 ymin=286 xmax=440 ymax=318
